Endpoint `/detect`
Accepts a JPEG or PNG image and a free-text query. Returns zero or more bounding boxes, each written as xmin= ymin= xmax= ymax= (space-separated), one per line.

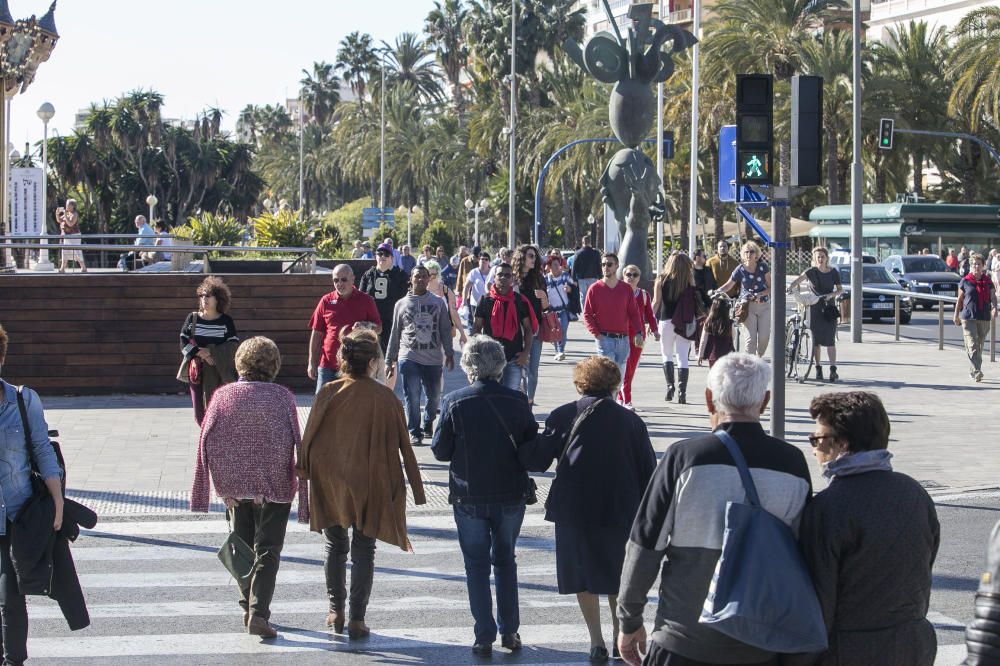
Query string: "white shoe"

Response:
xmin=623 ymin=402 xmax=635 ymax=411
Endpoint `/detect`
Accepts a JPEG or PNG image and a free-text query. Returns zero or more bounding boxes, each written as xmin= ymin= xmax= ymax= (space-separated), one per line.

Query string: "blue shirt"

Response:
xmin=731 ymin=262 xmax=770 ymax=301
xmin=135 ymin=223 xmax=156 ymax=247
xmin=0 ymin=382 xmax=63 ymax=533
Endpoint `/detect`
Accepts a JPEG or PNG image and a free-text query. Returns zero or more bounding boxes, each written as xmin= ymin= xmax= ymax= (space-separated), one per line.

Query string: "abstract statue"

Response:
xmin=564 ymin=1 xmax=696 ymax=276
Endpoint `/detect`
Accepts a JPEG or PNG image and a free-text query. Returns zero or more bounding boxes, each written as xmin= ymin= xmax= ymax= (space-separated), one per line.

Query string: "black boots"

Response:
xmin=678 ymin=368 xmax=690 ymax=404
xmin=663 ymin=362 xmax=675 ymax=401
xmin=829 ymin=365 xmax=838 ymax=382
xmin=815 ymin=365 xmax=824 ymax=381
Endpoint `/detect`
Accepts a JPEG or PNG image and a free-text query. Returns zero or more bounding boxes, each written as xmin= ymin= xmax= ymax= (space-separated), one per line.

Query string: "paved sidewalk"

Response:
xmin=38 ymin=320 xmax=1000 ymax=512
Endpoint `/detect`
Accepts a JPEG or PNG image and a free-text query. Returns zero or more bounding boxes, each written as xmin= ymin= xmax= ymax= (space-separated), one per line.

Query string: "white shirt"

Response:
xmin=466 ymin=268 xmax=490 ymax=307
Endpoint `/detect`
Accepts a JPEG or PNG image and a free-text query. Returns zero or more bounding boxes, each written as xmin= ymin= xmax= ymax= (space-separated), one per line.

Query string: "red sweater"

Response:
xmin=191 ymin=380 xmax=309 ymax=521
xmin=583 ymin=279 xmax=642 ymax=337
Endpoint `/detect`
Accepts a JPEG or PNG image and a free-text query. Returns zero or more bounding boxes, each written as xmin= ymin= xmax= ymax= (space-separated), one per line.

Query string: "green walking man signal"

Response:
xmin=879 ymin=118 xmax=894 ymax=150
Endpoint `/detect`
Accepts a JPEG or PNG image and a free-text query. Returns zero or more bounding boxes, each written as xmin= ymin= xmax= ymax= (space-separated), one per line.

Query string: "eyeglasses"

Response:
xmin=376 ymin=251 xmax=390 ymax=257
xmin=601 ymin=261 xmax=616 ymax=267
xmin=808 ymin=434 xmax=834 ymax=447
xmin=333 ymin=277 xmax=351 ymax=283
xmin=624 ymin=272 xmax=639 ymax=278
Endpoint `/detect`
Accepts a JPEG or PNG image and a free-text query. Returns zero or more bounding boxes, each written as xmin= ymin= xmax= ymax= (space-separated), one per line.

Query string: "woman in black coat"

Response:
xmin=519 ymin=356 xmax=656 ymax=663
xmin=798 ymin=391 xmax=940 ymax=666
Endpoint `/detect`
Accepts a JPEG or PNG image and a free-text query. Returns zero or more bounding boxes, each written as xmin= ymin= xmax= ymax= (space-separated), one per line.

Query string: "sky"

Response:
xmin=6 ymin=0 xmax=439 ymax=153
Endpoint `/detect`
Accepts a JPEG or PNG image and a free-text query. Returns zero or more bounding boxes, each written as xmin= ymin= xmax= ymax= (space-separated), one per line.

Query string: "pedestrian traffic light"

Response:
xmin=878 ymin=118 xmax=894 ymax=150
xmin=735 ymin=74 xmax=773 ymax=186
xmin=791 ymin=75 xmax=823 ymax=187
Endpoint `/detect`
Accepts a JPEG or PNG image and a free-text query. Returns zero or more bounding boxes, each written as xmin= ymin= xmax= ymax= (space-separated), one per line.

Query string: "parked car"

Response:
xmin=837 ymin=264 xmax=913 ymax=324
xmin=882 ymin=254 xmax=960 ymax=309
xmin=829 ymin=250 xmax=878 ymax=266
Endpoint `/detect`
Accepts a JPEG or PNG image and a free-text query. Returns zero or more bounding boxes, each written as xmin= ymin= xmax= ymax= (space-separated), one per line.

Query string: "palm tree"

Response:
xmin=336 ymin=32 xmax=379 ymax=103
xmin=950 ymin=7 xmax=1000 ymax=132
xmin=869 ymin=21 xmax=950 ymax=197
xmin=426 ymin=0 xmax=470 ymax=120
xmin=300 ymin=61 xmax=341 ymax=126
xmin=382 ymin=32 xmax=445 ymax=103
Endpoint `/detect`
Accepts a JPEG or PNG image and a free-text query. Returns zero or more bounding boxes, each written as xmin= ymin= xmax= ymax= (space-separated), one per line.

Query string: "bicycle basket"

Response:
xmin=791 ymin=283 xmax=821 ymax=307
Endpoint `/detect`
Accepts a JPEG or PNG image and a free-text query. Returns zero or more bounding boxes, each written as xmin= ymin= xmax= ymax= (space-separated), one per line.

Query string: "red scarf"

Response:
xmin=488 ymin=286 xmax=538 ymax=340
xmin=964 ymin=272 xmax=993 ymax=312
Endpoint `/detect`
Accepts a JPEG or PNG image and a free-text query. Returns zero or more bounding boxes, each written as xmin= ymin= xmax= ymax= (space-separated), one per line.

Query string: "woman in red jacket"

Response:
xmin=617 ymin=265 xmax=659 ymax=410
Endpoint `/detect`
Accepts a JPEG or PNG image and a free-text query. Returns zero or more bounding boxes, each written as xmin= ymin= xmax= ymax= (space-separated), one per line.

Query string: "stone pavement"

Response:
xmin=40 ymin=318 xmax=1000 ymax=510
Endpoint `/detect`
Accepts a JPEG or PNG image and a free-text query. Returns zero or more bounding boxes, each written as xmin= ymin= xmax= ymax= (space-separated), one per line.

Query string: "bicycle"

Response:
xmin=785 ymin=286 xmax=819 ymax=383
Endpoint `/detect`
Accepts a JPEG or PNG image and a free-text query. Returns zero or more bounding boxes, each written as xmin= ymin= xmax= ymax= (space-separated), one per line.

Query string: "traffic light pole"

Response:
xmin=892 ymin=128 xmax=1000 ymax=170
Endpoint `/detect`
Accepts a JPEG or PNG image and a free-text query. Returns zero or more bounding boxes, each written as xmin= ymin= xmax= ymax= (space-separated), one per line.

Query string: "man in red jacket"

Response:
xmin=583 ymin=252 xmax=642 ymax=380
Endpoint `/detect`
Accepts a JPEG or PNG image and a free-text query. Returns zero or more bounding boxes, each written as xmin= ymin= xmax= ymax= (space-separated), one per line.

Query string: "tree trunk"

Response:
xmin=912 ymin=150 xmax=923 ymax=197
xmin=826 ymin=127 xmax=840 ymax=204
xmin=874 ymin=153 xmax=887 ymax=202
xmin=961 ymin=141 xmax=980 ymax=204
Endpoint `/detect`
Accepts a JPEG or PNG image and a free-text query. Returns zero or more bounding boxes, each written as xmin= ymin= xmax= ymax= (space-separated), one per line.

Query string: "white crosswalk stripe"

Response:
xmin=22 ymin=511 xmax=969 ymax=665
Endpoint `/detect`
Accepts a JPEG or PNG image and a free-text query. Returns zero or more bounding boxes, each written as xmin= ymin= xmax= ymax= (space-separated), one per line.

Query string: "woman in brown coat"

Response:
xmin=298 ymin=329 xmax=426 ymax=639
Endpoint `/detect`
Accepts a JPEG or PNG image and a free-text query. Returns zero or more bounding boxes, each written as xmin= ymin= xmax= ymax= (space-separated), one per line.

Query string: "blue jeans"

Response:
xmin=453 ymin=502 xmax=526 ymax=644
xmin=501 ymin=361 xmax=525 ymax=392
xmin=524 ymin=337 xmax=542 ymax=401
xmin=578 ymin=278 xmax=597 ymax=311
xmin=399 ymin=360 xmax=443 ymax=439
xmin=596 ymin=334 xmax=630 ymax=380
xmin=553 ymin=310 xmax=569 ymax=354
xmin=316 ymin=366 xmax=339 ymax=395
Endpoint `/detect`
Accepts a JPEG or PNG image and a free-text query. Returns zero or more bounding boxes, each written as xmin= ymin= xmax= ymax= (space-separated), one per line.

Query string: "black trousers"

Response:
xmin=230 ymin=501 xmax=291 ymax=621
xmin=0 ymin=531 xmax=28 ymax=666
xmin=643 ymin=642 xmax=778 ymax=666
xmin=323 ymin=526 xmax=376 ymax=621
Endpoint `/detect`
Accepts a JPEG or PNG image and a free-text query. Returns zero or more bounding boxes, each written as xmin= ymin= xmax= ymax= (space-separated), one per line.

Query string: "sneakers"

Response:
xmin=501 ymin=633 xmax=522 ymax=650
xmin=553 ymin=352 xmax=566 ymax=361
xmin=409 ymin=434 xmax=422 ymax=447
xmin=471 ymin=643 xmax=492 ymax=656
xmin=623 ymin=402 xmax=635 ymax=411
xmin=975 ymin=371 xmax=984 ymax=382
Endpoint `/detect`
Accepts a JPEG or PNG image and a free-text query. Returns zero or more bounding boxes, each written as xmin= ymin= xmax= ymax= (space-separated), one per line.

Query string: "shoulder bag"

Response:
xmin=218 ymin=508 xmax=261 ymax=582
xmin=557 ymin=398 xmax=606 ymax=463
xmin=538 ymin=309 xmax=562 ymax=343
xmin=484 ymin=398 xmax=538 ymax=505
xmin=15 ymin=386 xmax=65 ymax=501
xmin=699 ymin=429 xmax=828 ymax=653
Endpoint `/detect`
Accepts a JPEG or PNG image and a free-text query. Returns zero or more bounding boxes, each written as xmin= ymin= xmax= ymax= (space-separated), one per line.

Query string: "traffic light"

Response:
xmin=735 ymin=74 xmax=773 ymax=186
xmin=878 ymin=118 xmax=894 ymax=149
xmin=791 ymin=75 xmax=823 ymax=187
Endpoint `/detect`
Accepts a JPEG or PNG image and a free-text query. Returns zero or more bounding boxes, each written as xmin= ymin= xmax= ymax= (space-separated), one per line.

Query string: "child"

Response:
xmin=699 ymin=295 xmax=735 ymax=367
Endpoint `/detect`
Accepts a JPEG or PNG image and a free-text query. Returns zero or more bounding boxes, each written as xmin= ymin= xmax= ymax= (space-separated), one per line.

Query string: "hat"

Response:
xmin=472 ymin=245 xmax=482 ymax=256
xmin=382 ymin=237 xmax=394 ymax=246
xmin=450 ymin=256 xmax=460 ymax=266
xmin=376 ymin=243 xmax=392 ymax=254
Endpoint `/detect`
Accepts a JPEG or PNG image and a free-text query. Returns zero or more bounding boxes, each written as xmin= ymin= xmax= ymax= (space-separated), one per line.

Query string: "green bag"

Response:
xmin=217 ymin=511 xmax=260 ymax=581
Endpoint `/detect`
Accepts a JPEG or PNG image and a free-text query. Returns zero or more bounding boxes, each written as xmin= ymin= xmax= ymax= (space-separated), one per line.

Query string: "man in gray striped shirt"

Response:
xmin=617 ymin=353 xmax=812 ymax=666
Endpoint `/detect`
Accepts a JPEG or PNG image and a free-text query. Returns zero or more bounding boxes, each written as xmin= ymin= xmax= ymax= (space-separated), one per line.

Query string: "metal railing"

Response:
xmin=853 ymin=286 xmax=995 ymax=361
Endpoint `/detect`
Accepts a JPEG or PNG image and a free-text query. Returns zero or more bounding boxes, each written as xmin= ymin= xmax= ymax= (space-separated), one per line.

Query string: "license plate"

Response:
xmin=872 ymin=302 xmax=893 ymax=309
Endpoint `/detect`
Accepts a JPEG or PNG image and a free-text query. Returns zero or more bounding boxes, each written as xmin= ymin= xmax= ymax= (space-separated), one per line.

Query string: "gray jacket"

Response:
xmin=385 ymin=291 xmax=454 ymax=366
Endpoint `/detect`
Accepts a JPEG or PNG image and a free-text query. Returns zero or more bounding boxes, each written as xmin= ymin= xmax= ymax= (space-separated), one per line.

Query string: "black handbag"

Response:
xmin=484 ymin=399 xmax=538 ymax=505
xmin=217 ymin=509 xmax=260 ymax=582
xmin=14 ymin=386 xmax=65 ymax=502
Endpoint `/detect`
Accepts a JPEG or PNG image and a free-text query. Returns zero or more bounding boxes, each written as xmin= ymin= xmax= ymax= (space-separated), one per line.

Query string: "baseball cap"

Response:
xmin=376 ymin=243 xmax=392 ymax=254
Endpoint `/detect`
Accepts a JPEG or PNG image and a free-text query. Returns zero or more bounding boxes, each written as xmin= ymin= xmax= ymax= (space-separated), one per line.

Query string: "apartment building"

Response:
xmin=868 ymin=0 xmax=1000 ymax=40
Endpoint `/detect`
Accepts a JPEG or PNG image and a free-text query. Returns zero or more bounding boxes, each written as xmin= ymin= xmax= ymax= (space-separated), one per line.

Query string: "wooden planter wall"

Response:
xmin=0 ymin=270 xmax=371 ymax=395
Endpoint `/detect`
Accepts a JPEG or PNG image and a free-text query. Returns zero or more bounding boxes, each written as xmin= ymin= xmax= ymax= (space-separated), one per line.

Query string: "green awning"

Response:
xmin=809 ymin=223 xmax=903 ymax=239
xmin=809 ymin=202 xmax=1000 ymax=222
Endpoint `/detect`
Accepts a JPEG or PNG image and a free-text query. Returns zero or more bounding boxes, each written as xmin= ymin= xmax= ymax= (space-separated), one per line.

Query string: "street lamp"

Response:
xmin=32 ymin=100 xmax=54 ymax=271
xmin=145 ymin=194 xmax=157 ymax=223
xmin=465 ymin=198 xmax=488 ymax=246
xmin=0 ymin=2 xmax=60 ymax=268
xmin=507 ymin=0 xmax=517 ymax=250
xmin=298 ymin=91 xmax=304 ymax=222
xmin=379 ymin=48 xmax=389 ymax=214
xmin=405 ymin=205 xmax=418 ymax=247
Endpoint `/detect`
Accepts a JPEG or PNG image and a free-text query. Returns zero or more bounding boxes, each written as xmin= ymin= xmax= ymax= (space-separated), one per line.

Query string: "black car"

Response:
xmin=837 ymin=264 xmax=913 ymax=324
xmin=882 ymin=255 xmax=960 ymax=309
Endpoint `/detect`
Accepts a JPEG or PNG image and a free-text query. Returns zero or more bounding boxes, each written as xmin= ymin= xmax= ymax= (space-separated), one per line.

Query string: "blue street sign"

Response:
xmin=361 ymin=207 xmax=395 ymax=228
xmin=719 ymin=125 xmax=736 ymax=203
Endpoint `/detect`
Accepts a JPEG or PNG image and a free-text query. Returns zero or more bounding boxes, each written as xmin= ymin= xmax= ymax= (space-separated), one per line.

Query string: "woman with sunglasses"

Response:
xmin=797 ymin=391 xmax=938 ymax=666
xmin=179 ymin=276 xmax=239 ymax=424
xmin=512 ymin=245 xmax=549 ymax=405
xmin=714 ymin=241 xmax=771 ymax=357
xmin=617 ymin=265 xmax=658 ymax=409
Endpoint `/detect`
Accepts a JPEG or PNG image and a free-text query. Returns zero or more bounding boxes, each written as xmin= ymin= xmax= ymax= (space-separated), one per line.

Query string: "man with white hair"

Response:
xmin=616 ymin=353 xmax=812 ymax=666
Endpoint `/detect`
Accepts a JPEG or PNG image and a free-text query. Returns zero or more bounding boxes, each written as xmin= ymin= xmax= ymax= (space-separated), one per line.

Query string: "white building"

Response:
xmin=868 ymin=0 xmax=1000 ymax=40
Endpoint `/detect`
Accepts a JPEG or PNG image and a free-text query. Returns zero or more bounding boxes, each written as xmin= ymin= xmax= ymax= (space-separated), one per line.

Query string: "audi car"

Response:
xmin=837 ymin=264 xmax=913 ymax=323
xmin=882 ymin=254 xmax=960 ymax=310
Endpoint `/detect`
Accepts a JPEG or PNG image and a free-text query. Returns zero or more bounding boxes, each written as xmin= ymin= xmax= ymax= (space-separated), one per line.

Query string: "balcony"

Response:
xmin=670 ymin=7 xmax=692 ymax=23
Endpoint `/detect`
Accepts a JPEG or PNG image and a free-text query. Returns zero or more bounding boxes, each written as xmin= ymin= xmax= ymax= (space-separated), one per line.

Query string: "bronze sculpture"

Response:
xmin=564 ymin=1 xmax=696 ymax=275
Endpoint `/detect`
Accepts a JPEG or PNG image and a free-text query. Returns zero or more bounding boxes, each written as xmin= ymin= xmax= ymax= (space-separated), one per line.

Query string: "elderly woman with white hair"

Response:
xmin=432 ymin=335 xmax=538 ymax=657
xmin=617 ymin=353 xmax=812 ymax=666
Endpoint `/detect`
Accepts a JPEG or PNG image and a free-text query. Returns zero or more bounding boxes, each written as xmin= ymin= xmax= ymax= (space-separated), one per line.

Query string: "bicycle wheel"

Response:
xmin=784 ymin=320 xmax=798 ymax=378
xmin=795 ymin=328 xmax=814 ymax=383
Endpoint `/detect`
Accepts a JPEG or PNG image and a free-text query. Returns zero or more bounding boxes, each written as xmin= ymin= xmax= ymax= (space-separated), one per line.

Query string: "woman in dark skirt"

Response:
xmin=788 ymin=246 xmax=843 ymax=381
xmin=519 ymin=356 xmax=657 ymax=663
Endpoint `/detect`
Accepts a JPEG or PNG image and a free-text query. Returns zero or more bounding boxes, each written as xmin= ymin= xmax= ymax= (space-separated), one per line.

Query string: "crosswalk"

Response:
xmin=24 ymin=509 xmax=970 ymax=665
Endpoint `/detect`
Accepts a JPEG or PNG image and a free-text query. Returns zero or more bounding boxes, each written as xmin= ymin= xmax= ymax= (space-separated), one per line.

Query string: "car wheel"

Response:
xmin=900 ymin=312 xmax=911 ymax=324
xmin=871 ymin=315 xmax=882 ymax=323
xmin=921 ymin=302 xmax=933 ymax=311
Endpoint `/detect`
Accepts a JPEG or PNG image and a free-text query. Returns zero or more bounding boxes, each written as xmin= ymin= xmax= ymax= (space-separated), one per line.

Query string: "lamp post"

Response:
xmin=145 ymin=194 xmax=157 ymax=223
xmin=379 ymin=49 xmax=387 ymax=213
xmin=687 ymin=0 xmax=701 ymax=255
xmin=465 ymin=198 xmax=488 ymax=246
xmin=32 ymin=100 xmax=53 ymax=270
xmin=507 ymin=0 xmax=517 ymax=250
xmin=405 ymin=205 xmax=418 ymax=247
xmin=298 ymin=92 xmax=304 ymax=221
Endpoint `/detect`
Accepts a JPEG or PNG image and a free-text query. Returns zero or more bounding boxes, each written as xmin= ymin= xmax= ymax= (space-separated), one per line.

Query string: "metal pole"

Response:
xmin=474 ymin=206 xmax=480 ymax=247
xmin=656 ymin=0 xmax=665 ymax=274
xmin=298 ymin=95 xmax=304 ymax=221
xmin=508 ymin=0 xmax=517 ymax=249
xmin=34 ymin=116 xmax=53 ymax=271
xmin=938 ymin=303 xmax=944 ymax=350
xmin=850 ymin=0 xmax=863 ymax=343
xmin=380 ymin=52 xmax=386 ymax=212
xmin=0 ymin=84 xmax=8 ymax=269
xmin=770 ymin=213 xmax=787 ymax=439
xmin=894 ymin=295 xmax=900 ymax=341
xmin=687 ymin=0 xmax=701 ymax=255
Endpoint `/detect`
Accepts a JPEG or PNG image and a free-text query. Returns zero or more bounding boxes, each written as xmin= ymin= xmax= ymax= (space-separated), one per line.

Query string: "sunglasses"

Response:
xmin=601 ymin=261 xmax=616 ymax=267
xmin=624 ymin=272 xmax=639 ymax=278
xmin=808 ymin=434 xmax=833 ymax=447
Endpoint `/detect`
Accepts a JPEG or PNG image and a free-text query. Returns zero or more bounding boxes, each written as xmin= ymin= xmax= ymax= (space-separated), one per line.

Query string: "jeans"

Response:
xmin=658 ymin=320 xmax=692 ymax=369
xmin=962 ymin=319 xmax=991 ymax=374
xmin=501 ymin=361 xmax=525 ymax=392
xmin=316 ymin=366 xmax=339 ymax=395
xmin=578 ymin=278 xmax=597 ymax=311
xmin=524 ymin=337 xmax=542 ymax=401
xmin=231 ymin=501 xmax=291 ymax=621
xmin=453 ymin=503 xmax=526 ymax=644
xmin=400 ymin=360 xmax=443 ymax=439
xmin=0 ymin=530 xmax=26 ymax=666
xmin=553 ymin=310 xmax=569 ymax=354
xmin=324 ymin=526 xmax=377 ymax=621
xmin=741 ymin=300 xmax=771 ymax=357
xmin=596 ymin=334 xmax=631 ymax=380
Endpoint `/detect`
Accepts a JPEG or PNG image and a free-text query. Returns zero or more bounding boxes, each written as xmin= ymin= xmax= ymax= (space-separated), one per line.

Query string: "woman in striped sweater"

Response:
xmin=179 ymin=276 xmax=239 ymax=424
